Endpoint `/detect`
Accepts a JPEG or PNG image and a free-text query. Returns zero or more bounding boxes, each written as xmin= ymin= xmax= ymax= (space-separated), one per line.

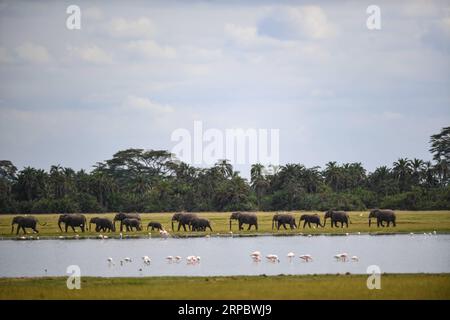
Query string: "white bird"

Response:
xmin=250 ymin=251 xmax=261 ymax=257
xmin=124 ymin=257 xmax=132 ymax=263
xmin=186 ymin=256 xmax=200 ymax=264
xmin=142 ymin=256 xmax=151 ymax=265
xmin=174 ymin=256 xmax=182 ymax=262
xmin=299 ymin=254 xmax=313 ymax=262
xmin=287 ymin=252 xmax=295 ymax=260
xmin=98 ymin=234 xmax=104 ymax=239
xmin=252 ymin=255 xmax=262 ymax=262
xmin=345 ymin=233 xmax=349 ymax=236
xmin=119 ymin=232 xmax=123 ymax=239
xmin=334 ymin=253 xmax=348 ymax=262
xmin=107 ymin=257 xmax=113 ymax=263
xmin=160 ymin=230 xmax=169 ymax=238
xmin=266 ymin=254 xmax=280 ymax=263
xmin=433 ymin=231 xmax=437 ymax=235
xmin=351 ymin=256 xmax=359 ymax=262
xmin=166 ymin=255 xmax=174 ymax=262
xmin=103 ymin=235 xmax=108 ymax=239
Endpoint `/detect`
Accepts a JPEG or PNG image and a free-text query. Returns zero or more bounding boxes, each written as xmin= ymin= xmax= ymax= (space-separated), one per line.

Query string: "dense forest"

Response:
xmin=0 ymin=127 xmax=449 ymax=214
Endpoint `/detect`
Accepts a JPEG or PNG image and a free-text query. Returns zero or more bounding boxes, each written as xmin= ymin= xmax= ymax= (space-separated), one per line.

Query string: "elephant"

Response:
xmin=299 ymin=214 xmax=324 ymax=228
xmin=272 ymin=213 xmax=297 ymax=230
xmin=229 ymin=212 xmax=258 ymax=231
xmin=89 ymin=217 xmax=115 ymax=232
xmin=324 ymin=210 xmax=351 ymax=228
xmin=113 ymin=212 xmax=141 ymax=232
xmin=11 ymin=216 xmax=45 ymax=235
xmin=147 ymin=221 xmax=164 ymax=231
xmin=369 ymin=209 xmax=396 ymax=227
xmin=190 ymin=217 xmax=213 ymax=232
xmin=58 ymin=214 xmax=87 ymax=232
xmin=171 ymin=212 xmax=198 ymax=231
xmin=121 ymin=218 xmax=142 ymax=231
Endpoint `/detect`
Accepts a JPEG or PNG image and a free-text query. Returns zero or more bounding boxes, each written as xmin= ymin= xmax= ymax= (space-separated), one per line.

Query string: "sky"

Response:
xmin=0 ymin=0 xmax=449 ymax=179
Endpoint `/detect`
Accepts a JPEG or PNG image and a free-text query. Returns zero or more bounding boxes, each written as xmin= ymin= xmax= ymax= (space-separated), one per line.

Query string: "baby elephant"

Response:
xmin=299 ymin=214 xmax=324 ymax=228
xmin=147 ymin=221 xmax=164 ymax=231
xmin=191 ymin=218 xmax=212 ymax=231
xmin=121 ymin=218 xmax=142 ymax=232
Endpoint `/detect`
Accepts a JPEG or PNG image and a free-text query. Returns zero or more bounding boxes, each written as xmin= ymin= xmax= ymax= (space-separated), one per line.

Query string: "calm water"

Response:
xmin=0 ymin=234 xmax=449 ymax=277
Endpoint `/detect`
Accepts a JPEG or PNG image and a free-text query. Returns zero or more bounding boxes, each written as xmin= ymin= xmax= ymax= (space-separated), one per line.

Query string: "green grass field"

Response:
xmin=1 ymin=211 xmax=450 ymax=238
xmin=0 ymin=274 xmax=449 ymax=299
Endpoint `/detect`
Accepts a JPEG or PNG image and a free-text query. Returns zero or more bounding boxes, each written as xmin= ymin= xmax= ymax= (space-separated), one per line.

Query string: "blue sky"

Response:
xmin=0 ymin=0 xmax=449 ymax=178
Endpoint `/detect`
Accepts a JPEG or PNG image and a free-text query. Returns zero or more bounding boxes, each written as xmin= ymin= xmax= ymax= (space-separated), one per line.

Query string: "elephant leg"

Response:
xmin=71 ymin=225 xmax=76 ymax=232
xmin=255 ymin=223 xmax=258 ymax=230
xmin=393 ymin=220 xmax=396 ymax=227
xmin=182 ymin=223 xmax=187 ymax=232
xmin=303 ymin=221 xmax=307 ymax=228
xmin=239 ymin=222 xmax=243 ymax=230
xmin=308 ymin=221 xmax=312 ymax=228
xmin=16 ymin=226 xmax=20 ymax=235
xmin=283 ymin=223 xmax=287 ymax=230
xmin=247 ymin=224 xmax=251 ymax=231
xmin=33 ymin=227 xmax=39 ymax=233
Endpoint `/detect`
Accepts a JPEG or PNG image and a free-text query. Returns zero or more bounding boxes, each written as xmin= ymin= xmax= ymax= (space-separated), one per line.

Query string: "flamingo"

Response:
xmin=334 ymin=253 xmax=348 ymax=262
xmin=174 ymin=256 xmax=182 ymax=262
xmin=351 ymin=256 xmax=359 ymax=262
xmin=166 ymin=256 xmax=174 ymax=262
xmin=252 ymin=255 xmax=262 ymax=262
xmin=266 ymin=254 xmax=280 ymax=263
xmin=287 ymin=252 xmax=295 ymax=261
xmin=250 ymin=251 xmax=261 ymax=257
xmin=299 ymin=254 xmax=313 ymax=262
xmin=107 ymin=257 xmax=114 ymax=265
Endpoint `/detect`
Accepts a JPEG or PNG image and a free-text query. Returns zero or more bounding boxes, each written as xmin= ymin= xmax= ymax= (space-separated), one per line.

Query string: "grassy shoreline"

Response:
xmin=0 ymin=274 xmax=449 ymax=299
xmin=1 ymin=211 xmax=450 ymax=239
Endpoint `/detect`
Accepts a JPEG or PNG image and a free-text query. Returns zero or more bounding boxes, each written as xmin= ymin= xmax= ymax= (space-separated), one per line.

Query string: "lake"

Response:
xmin=0 ymin=234 xmax=449 ymax=277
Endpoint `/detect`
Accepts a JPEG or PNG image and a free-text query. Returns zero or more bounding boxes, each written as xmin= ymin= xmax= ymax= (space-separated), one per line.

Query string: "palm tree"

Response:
xmin=324 ymin=161 xmax=342 ymax=192
xmin=215 ymin=159 xmax=233 ymax=178
xmin=393 ymin=158 xmax=412 ymax=191
xmin=410 ymin=158 xmax=425 ymax=186
xmin=250 ymin=163 xmax=268 ymax=208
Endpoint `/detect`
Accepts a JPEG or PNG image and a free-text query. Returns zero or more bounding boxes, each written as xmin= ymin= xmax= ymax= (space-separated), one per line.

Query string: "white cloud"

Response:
xmin=224 ymin=23 xmax=282 ymax=48
xmin=122 ymin=95 xmax=174 ymax=115
xmin=126 ymin=40 xmax=177 ymax=59
xmin=258 ymin=6 xmax=336 ymax=40
xmin=15 ymin=42 xmax=50 ymax=63
xmin=108 ymin=17 xmax=154 ymax=38
xmin=68 ymin=45 xmax=113 ymax=64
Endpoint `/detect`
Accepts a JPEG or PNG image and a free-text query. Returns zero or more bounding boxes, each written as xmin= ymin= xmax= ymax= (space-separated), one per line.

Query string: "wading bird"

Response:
xmin=334 ymin=253 xmax=348 ymax=262
xmin=299 ymin=254 xmax=313 ymax=262
xmin=266 ymin=254 xmax=280 ymax=263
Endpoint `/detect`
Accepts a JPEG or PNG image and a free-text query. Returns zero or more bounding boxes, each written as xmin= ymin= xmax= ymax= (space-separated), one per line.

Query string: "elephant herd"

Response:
xmin=9 ymin=209 xmax=397 ymax=235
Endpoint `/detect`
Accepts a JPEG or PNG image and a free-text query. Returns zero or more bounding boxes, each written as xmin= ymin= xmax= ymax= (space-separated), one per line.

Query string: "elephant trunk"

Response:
xmin=11 ymin=223 xmax=14 ymax=234
xmin=172 ymin=220 xmax=174 ymax=231
xmin=229 ymin=219 xmax=232 ymax=231
xmin=271 ymin=218 xmax=274 ymax=230
xmin=368 ymin=218 xmax=371 ymax=227
xmin=58 ymin=220 xmax=63 ymax=232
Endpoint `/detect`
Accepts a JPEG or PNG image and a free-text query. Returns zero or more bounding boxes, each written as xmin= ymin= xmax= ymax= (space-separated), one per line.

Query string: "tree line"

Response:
xmin=0 ymin=127 xmax=449 ymax=214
